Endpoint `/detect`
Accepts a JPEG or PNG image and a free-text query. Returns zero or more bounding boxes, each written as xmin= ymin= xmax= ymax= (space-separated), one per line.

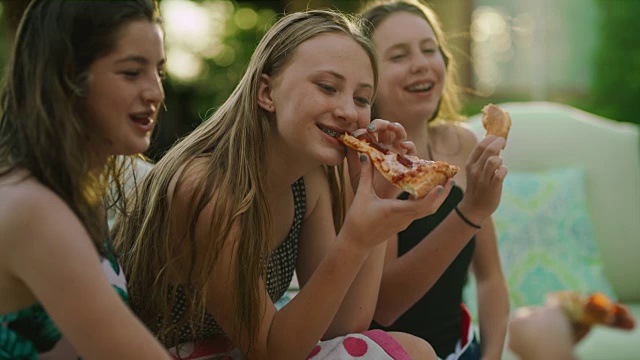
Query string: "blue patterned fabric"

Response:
xmin=465 ymin=167 xmax=615 ymax=316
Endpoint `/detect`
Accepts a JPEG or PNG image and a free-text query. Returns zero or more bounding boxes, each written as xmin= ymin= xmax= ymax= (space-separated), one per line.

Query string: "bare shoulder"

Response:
xmin=457 ymin=122 xmax=480 ymax=144
xmin=169 ymin=156 xmax=212 ymax=205
xmin=432 ymin=121 xmax=478 ymax=145
xmin=0 ymin=170 xmax=102 ymax=286
xmin=431 ymin=121 xmax=478 ymax=157
xmin=0 ymin=171 xmax=80 ymax=248
xmin=302 ymin=166 xmax=328 ymax=220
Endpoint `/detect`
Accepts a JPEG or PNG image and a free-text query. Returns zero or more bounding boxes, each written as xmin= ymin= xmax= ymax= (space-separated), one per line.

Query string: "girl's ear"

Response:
xmin=257 ymin=74 xmax=275 ymax=113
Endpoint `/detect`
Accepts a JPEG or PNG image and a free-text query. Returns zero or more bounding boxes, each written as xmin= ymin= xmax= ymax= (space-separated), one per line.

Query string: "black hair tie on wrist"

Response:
xmin=454 ymin=206 xmax=482 ymax=229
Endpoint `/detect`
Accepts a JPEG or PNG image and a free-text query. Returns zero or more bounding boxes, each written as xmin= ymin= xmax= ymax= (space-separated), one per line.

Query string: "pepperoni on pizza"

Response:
xmin=337 ymin=132 xmax=459 ymax=198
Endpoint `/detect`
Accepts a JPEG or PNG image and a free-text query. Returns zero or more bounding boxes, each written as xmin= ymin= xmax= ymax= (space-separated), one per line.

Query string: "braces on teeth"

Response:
xmin=321 ymin=127 xmax=338 ymax=137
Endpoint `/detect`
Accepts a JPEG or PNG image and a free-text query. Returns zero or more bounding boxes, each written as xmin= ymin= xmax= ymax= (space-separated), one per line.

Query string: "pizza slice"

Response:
xmin=481 ymin=104 xmax=512 ymax=146
xmin=548 ymin=291 xmax=636 ymax=331
xmin=337 ymin=132 xmax=459 ymax=198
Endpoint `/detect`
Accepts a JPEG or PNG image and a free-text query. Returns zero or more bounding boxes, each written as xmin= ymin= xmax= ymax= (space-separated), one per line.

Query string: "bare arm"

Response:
xmin=374 ymin=207 xmax=479 ymax=326
xmin=472 ymin=218 xmax=509 ymax=360
xmin=200 ymin=216 xmax=372 ymax=359
xmin=296 ymin=167 xmax=388 ymax=338
xmin=4 ymin=186 xmax=169 ymax=360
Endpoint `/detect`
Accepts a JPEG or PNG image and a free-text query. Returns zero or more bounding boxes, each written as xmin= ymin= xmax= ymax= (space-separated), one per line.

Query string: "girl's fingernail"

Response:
xmin=367 ymin=124 xmax=375 ymax=130
xmin=438 ymin=187 xmax=444 ymax=194
xmin=360 ymin=154 xmax=367 ymax=162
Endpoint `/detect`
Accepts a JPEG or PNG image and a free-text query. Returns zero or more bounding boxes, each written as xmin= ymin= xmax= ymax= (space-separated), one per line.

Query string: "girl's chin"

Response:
xmin=115 ymin=143 xmax=151 ymax=157
xmin=318 ymin=152 xmax=345 ymax=167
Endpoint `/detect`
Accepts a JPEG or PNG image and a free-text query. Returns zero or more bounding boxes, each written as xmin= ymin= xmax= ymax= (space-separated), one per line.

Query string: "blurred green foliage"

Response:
xmin=164 ymin=1 xmax=276 ymax=113
xmin=151 ymin=1 xmax=278 ymax=158
xmin=589 ymin=0 xmax=640 ymax=126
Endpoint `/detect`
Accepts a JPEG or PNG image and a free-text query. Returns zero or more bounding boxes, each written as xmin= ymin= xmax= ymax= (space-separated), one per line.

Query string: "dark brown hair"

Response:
xmin=0 ymin=0 xmax=162 ymax=250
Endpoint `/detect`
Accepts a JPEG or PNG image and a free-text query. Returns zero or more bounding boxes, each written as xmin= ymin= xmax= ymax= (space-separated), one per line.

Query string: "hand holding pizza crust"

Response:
xmin=455 ymin=104 xmax=511 ymax=225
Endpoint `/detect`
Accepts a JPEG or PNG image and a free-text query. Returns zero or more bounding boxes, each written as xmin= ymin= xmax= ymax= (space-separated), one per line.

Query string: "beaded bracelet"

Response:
xmin=454 ymin=206 xmax=482 ymax=229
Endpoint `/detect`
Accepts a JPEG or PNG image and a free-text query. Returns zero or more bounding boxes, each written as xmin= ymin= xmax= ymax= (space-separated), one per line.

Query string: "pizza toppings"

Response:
xmin=548 ymin=291 xmax=636 ymax=332
xmin=352 ymin=132 xmax=414 ymax=167
xmin=396 ymin=153 xmax=413 ymax=168
xmin=337 ymin=132 xmax=459 ymax=198
xmin=354 ymin=132 xmax=390 ymax=155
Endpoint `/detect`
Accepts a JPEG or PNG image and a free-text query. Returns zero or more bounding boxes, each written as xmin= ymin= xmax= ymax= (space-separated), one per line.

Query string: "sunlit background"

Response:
xmin=0 ymin=0 xmax=638 ymax=160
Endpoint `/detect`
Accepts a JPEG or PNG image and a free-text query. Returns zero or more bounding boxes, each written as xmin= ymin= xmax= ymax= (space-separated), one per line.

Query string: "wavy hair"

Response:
xmin=0 ymin=0 xmax=161 ymax=250
xmin=361 ymin=0 xmax=464 ymax=123
xmin=112 ymin=9 xmax=377 ymax=350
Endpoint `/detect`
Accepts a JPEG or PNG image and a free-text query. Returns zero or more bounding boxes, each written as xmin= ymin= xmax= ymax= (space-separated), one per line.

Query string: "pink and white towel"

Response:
xmin=306 ymin=330 xmax=411 ymax=360
xmin=169 ymin=330 xmax=411 ymax=360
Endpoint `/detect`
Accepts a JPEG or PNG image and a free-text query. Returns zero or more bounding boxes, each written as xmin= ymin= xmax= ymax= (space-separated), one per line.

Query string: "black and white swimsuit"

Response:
xmin=170 ymin=177 xmax=306 ymax=345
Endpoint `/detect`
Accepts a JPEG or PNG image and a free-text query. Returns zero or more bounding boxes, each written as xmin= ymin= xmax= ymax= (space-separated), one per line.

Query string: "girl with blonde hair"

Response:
xmin=0 ymin=0 xmax=170 ymax=358
xmin=361 ymin=1 xmax=510 ymax=359
xmin=113 ymin=9 xmax=451 ymax=360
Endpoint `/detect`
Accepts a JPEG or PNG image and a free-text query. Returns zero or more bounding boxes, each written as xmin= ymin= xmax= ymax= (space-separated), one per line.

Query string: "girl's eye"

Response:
xmin=355 ymin=97 xmax=371 ymax=106
xmin=390 ymin=54 xmax=405 ymax=61
xmin=422 ymin=48 xmax=436 ymax=54
xmin=157 ymin=68 xmax=166 ymax=79
xmin=319 ymin=84 xmax=337 ymax=93
xmin=121 ymin=70 xmax=140 ymax=78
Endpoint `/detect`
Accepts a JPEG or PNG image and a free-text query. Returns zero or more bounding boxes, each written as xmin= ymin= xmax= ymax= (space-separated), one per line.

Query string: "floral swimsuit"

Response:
xmin=0 ymin=241 xmax=127 ymax=359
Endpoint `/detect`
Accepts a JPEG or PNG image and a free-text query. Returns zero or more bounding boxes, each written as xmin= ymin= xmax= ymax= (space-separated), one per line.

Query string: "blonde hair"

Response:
xmin=112 ymin=9 xmax=377 ymax=350
xmin=361 ymin=0 xmax=464 ymax=123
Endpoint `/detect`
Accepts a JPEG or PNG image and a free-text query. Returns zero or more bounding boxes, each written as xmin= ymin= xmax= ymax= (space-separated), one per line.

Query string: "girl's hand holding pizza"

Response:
xmin=367 ymin=118 xmax=415 ymax=155
xmin=345 ymin=119 xmax=415 ymax=195
xmin=342 ymin=151 xmax=451 ymax=252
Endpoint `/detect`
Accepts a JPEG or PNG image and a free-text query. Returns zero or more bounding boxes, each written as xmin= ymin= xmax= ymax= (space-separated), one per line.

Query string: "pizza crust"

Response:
xmin=338 ymin=132 xmax=459 ymax=198
xmin=481 ymin=104 xmax=511 ymax=145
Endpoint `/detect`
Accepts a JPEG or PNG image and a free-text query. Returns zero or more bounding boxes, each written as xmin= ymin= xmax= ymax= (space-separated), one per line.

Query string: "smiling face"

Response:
xmin=85 ymin=19 xmax=165 ymax=161
xmin=265 ymin=32 xmax=375 ymax=167
xmin=372 ymin=11 xmax=446 ymax=126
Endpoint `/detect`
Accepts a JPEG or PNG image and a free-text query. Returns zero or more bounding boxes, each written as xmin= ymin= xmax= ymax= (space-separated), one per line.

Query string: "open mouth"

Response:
xmin=318 ymin=125 xmax=343 ymax=138
xmin=406 ymin=82 xmax=434 ymax=93
xmin=130 ymin=113 xmax=153 ymax=126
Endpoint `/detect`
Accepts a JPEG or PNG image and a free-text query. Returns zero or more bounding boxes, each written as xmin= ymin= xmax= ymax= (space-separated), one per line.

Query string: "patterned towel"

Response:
xmin=169 ymin=330 xmax=411 ymax=360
